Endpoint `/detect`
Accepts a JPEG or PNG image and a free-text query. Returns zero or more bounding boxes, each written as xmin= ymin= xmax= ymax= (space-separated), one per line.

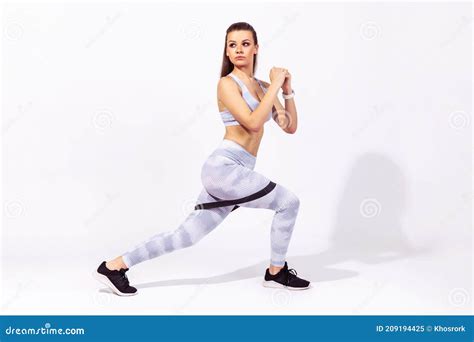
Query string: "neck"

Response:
xmin=232 ymin=66 xmax=254 ymax=79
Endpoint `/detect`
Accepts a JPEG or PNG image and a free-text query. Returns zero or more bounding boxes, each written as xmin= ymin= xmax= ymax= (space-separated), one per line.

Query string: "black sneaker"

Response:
xmin=93 ymin=261 xmax=138 ymax=296
xmin=263 ymin=262 xmax=311 ymax=290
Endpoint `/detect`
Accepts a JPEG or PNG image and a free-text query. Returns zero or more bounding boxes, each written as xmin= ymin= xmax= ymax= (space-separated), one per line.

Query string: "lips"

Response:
xmin=235 ymin=56 xmax=245 ymax=59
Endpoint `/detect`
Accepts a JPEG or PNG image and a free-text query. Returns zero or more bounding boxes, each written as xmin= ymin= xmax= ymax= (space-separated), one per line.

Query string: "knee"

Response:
xmin=276 ymin=191 xmax=300 ymax=213
xmin=289 ymin=194 xmax=300 ymax=211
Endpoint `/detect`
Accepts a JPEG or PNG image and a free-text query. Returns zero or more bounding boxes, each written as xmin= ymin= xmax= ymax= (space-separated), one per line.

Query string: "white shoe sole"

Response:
xmin=92 ymin=271 xmax=138 ymax=296
xmin=262 ymin=280 xmax=312 ymax=290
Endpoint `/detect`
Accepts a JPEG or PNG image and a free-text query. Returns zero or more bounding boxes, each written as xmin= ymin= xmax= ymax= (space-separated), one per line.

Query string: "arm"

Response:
xmin=261 ymin=80 xmax=298 ymax=134
xmin=218 ymin=77 xmax=280 ymax=133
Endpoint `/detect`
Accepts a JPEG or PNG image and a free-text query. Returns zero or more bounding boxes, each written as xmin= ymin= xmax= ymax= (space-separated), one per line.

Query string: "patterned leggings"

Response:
xmin=122 ymin=139 xmax=300 ymax=268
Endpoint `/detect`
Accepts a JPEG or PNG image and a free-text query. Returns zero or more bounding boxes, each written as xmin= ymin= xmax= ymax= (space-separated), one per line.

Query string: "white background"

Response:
xmin=2 ymin=1 xmax=472 ymax=314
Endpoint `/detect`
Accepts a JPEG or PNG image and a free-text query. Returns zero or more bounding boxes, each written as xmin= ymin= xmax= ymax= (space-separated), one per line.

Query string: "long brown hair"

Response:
xmin=220 ymin=22 xmax=258 ymax=78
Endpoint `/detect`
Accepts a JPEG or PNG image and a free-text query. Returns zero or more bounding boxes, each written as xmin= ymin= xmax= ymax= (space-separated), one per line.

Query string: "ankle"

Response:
xmin=269 ymin=265 xmax=283 ymax=275
xmin=106 ymin=257 xmax=127 ymax=271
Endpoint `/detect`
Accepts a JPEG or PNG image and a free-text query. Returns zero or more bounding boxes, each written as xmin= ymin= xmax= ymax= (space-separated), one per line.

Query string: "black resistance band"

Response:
xmin=194 ymin=181 xmax=277 ymax=211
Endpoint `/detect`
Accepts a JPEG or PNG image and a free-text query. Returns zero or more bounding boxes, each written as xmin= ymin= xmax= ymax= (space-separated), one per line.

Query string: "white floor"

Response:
xmin=2 ymin=242 xmax=472 ymax=315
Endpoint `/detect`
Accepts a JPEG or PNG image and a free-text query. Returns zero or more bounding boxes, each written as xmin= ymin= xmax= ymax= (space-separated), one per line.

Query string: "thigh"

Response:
xmin=238 ymin=180 xmax=299 ymax=212
xmin=201 ymin=154 xmax=271 ymax=201
xmin=192 ymin=187 xmax=235 ymax=224
xmin=201 ymin=155 xmax=298 ymax=211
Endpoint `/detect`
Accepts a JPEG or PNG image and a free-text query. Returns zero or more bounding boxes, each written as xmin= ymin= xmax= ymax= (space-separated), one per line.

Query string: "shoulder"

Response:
xmin=218 ymin=75 xmax=232 ymax=86
xmin=217 ymin=76 xmax=240 ymax=93
xmin=218 ymin=75 xmax=235 ymax=88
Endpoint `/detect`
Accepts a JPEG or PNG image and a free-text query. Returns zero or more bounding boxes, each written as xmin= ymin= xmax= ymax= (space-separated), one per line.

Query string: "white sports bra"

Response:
xmin=219 ymin=73 xmax=272 ymax=127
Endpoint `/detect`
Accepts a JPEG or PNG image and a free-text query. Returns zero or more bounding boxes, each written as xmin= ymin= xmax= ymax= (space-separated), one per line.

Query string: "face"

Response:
xmin=226 ymin=30 xmax=258 ymax=66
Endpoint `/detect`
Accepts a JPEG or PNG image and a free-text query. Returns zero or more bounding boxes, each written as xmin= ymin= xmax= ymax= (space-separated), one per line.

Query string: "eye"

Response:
xmin=228 ymin=42 xmax=251 ymax=47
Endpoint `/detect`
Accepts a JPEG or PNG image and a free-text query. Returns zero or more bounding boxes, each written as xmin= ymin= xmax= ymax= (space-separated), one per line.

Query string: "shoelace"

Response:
xmin=118 ymin=269 xmax=130 ymax=287
xmin=285 ymin=268 xmax=298 ymax=286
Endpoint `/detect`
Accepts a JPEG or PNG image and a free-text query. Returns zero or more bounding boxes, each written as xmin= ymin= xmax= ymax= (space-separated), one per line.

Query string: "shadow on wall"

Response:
xmin=326 ymin=151 xmax=418 ymax=264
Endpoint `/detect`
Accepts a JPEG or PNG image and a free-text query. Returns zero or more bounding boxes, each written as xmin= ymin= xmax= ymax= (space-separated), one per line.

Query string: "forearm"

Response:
xmin=250 ymin=82 xmax=280 ymax=131
xmin=282 ymin=87 xmax=298 ymax=133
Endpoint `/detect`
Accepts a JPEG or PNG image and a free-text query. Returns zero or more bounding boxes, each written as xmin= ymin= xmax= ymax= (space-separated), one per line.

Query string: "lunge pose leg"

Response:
xmin=94 ymin=22 xmax=310 ymax=296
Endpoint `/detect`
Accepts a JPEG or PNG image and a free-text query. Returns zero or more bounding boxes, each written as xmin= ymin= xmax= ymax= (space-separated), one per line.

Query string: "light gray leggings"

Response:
xmin=122 ymin=139 xmax=300 ymax=268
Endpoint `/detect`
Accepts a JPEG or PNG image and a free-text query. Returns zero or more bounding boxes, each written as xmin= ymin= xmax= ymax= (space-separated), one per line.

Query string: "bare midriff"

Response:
xmin=218 ymin=78 xmax=267 ymax=158
xmin=223 ymin=125 xmax=264 ymax=158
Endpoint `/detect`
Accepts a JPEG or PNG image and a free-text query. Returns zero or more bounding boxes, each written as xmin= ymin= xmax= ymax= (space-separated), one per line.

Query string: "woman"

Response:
xmin=94 ymin=22 xmax=311 ymax=296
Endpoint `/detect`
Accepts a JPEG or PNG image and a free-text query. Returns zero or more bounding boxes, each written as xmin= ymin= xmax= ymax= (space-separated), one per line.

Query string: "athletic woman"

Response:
xmin=94 ymin=22 xmax=311 ymax=296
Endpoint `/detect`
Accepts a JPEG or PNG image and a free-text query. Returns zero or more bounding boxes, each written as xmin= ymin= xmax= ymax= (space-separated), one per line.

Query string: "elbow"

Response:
xmin=249 ymin=125 xmax=262 ymax=133
xmin=248 ymin=119 xmax=262 ymax=133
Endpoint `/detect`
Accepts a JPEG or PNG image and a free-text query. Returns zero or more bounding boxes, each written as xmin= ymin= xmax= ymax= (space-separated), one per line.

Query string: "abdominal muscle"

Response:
xmin=218 ymin=86 xmax=267 ymax=157
xmin=223 ymin=125 xmax=264 ymax=158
